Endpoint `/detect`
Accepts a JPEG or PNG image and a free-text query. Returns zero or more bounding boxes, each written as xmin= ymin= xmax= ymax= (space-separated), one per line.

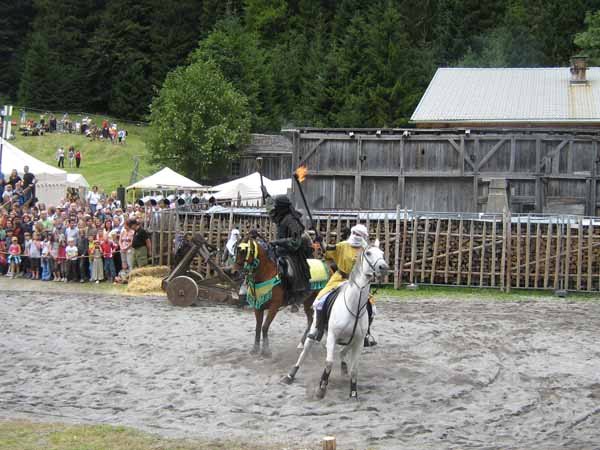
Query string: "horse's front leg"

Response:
xmin=316 ymin=330 xmax=336 ymax=399
xmin=298 ymin=294 xmax=315 ymax=349
xmin=282 ymin=305 xmax=317 ymax=384
xmin=251 ymin=309 xmax=263 ymax=354
xmin=348 ymin=338 xmax=363 ymax=400
xmin=340 ymin=345 xmax=351 ymax=376
xmin=260 ymin=304 xmax=279 ymax=358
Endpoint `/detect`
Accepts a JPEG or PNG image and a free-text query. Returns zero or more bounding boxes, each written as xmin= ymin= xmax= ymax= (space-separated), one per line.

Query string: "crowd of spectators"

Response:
xmin=0 ymin=168 xmax=152 ymax=284
xmin=20 ymin=112 xmax=128 ymax=145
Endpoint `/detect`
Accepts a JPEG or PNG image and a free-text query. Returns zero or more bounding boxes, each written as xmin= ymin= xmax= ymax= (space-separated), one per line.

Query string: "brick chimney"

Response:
xmin=570 ymin=56 xmax=588 ymax=84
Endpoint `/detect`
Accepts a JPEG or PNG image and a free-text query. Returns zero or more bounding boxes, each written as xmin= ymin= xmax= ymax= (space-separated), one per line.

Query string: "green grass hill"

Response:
xmin=10 ymin=112 xmax=154 ymax=193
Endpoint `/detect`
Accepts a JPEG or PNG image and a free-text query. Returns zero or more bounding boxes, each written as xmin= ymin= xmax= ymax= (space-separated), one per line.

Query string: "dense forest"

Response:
xmin=3 ymin=0 xmax=600 ymax=130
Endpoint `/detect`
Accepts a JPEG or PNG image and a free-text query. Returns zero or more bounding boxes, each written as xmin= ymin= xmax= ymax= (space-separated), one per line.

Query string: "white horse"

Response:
xmin=281 ymin=239 xmax=389 ymax=399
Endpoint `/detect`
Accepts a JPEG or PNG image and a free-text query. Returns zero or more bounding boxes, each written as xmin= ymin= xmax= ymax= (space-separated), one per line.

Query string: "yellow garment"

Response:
xmin=316 ymin=242 xmax=360 ymax=300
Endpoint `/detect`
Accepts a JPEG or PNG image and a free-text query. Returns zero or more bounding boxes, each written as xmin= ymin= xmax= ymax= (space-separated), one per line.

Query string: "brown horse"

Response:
xmin=232 ymin=236 xmax=324 ymax=357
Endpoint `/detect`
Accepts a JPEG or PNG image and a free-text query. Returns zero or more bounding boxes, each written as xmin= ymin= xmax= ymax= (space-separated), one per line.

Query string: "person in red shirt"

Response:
xmin=101 ymin=235 xmax=118 ymax=282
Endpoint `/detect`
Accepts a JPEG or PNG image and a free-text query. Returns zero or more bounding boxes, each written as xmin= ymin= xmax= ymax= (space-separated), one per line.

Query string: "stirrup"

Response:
xmin=364 ymin=334 xmax=377 ymax=347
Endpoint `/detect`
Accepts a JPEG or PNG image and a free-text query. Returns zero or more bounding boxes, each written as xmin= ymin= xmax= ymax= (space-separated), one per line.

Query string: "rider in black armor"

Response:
xmin=263 ymin=191 xmax=312 ymax=298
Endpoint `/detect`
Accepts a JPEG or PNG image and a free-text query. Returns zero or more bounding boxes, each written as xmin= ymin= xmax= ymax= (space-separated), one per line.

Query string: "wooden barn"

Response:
xmin=288 ymin=58 xmax=600 ymax=215
xmin=236 ymin=133 xmax=293 ymax=180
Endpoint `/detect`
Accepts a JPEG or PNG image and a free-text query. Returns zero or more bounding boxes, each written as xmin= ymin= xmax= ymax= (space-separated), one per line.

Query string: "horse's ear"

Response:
xmin=373 ymin=239 xmax=380 ymax=248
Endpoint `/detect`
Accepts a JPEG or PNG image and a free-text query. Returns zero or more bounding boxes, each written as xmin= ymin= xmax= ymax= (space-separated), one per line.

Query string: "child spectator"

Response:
xmin=29 ymin=232 xmax=42 ymax=280
xmin=90 ymin=240 xmax=104 ymax=283
xmin=41 ymin=234 xmax=52 ymax=281
xmin=56 ymin=237 xmax=67 ymax=282
xmin=7 ymin=237 xmax=21 ymax=278
xmin=75 ymin=150 xmax=81 ymax=168
xmin=65 ymin=238 xmax=79 ymax=281
xmin=101 ymin=235 xmax=117 ymax=282
xmin=22 ymin=232 xmax=32 ymax=278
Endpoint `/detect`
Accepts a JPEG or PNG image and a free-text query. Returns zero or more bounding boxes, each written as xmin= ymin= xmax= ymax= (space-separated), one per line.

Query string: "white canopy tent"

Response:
xmin=1 ymin=140 xmax=68 ymax=205
xmin=209 ymin=172 xmax=291 ymax=206
xmin=126 ymin=167 xmax=204 ymax=191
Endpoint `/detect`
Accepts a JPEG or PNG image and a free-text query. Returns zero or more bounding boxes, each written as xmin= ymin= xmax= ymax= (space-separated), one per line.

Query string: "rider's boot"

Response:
xmin=364 ymin=302 xmax=377 ymax=347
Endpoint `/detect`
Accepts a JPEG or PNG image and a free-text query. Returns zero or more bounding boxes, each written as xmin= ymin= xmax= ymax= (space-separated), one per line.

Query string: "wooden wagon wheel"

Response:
xmin=166 ymin=276 xmax=198 ymax=307
xmin=186 ymin=270 xmax=205 ymax=284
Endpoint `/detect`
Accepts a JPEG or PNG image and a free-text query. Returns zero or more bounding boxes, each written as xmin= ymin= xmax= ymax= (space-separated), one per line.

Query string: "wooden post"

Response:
xmin=457 ymin=218 xmax=464 ymax=285
xmin=577 ymin=216 xmax=583 ymax=291
xmin=326 ymin=215 xmax=331 ymax=245
xmin=467 ymin=220 xmax=474 ymax=286
xmin=420 ymin=218 xmax=430 ymax=283
xmin=564 ymin=217 xmax=571 ymax=290
xmin=491 ymin=216 xmax=497 ymax=287
xmin=506 ymin=211 xmax=512 ymax=293
xmin=524 ymin=216 xmax=531 ymax=288
xmin=166 ymin=211 xmax=173 ymax=268
xmin=515 ymin=215 xmax=521 ymax=288
xmin=534 ymin=222 xmax=541 ymax=288
xmin=479 ymin=221 xmax=487 ymax=287
xmin=384 ymin=215 xmax=391 ymax=283
xmin=444 ymin=218 xmax=452 ymax=284
xmin=336 ymin=215 xmax=341 ymax=243
xmin=544 ymin=218 xmax=553 ymax=289
xmin=431 ymin=218 xmax=441 ymax=284
xmin=409 ymin=217 xmax=417 ymax=284
xmin=554 ymin=217 xmax=562 ymax=290
xmin=399 ymin=209 xmax=408 ymax=286
xmin=588 ymin=219 xmax=594 ymax=291
xmin=159 ymin=211 xmax=165 ymax=266
xmin=394 ymin=205 xmax=401 ymax=289
xmin=323 ymin=436 xmax=336 ymax=450
xmin=500 ymin=213 xmax=506 ymax=292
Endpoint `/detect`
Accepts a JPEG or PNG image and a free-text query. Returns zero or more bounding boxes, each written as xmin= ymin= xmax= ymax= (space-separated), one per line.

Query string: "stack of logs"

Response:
xmin=148 ymin=209 xmax=600 ymax=292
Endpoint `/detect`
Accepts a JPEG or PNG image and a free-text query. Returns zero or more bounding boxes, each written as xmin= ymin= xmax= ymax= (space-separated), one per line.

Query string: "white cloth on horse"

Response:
xmin=347 ymin=224 xmax=368 ymax=247
xmin=226 ymin=229 xmax=240 ymax=255
xmin=312 ymin=281 xmax=348 ymax=310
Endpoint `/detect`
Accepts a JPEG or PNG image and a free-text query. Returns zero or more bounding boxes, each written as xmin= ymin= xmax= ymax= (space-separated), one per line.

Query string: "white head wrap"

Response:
xmin=347 ymin=224 xmax=368 ymax=248
xmin=226 ymin=229 xmax=241 ymax=255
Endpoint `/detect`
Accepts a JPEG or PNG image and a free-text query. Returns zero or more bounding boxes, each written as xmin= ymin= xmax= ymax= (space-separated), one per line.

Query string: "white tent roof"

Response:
xmin=210 ymin=172 xmax=272 ymax=193
xmin=1 ymin=140 xmax=66 ymax=176
xmin=126 ymin=167 xmax=204 ymax=190
xmin=268 ymin=178 xmax=291 ymax=196
xmin=209 ymin=173 xmax=290 ymax=206
xmin=66 ymin=173 xmax=90 ymax=188
xmin=1 ymin=140 xmax=68 ymax=205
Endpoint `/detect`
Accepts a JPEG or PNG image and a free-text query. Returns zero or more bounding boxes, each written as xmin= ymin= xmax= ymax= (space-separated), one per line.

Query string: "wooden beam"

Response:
xmin=476 ymin=138 xmax=507 ymax=171
xmin=540 ymin=139 xmax=569 ymax=172
xmin=448 ymin=138 xmax=475 ymax=170
xmin=297 ymin=138 xmax=325 ymax=166
xmin=509 ymin=136 xmax=516 ymax=172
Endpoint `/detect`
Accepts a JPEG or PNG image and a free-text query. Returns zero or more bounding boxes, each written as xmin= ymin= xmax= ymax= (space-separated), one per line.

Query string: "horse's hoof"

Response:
xmin=280 ymin=375 xmax=294 ymax=385
xmin=297 ymin=342 xmax=304 ymax=350
xmin=316 ymin=386 xmax=327 ymax=399
xmin=350 ymin=391 xmax=359 ymax=400
xmin=341 ymin=361 xmax=348 ymax=376
xmin=290 ymin=304 xmax=299 ymax=313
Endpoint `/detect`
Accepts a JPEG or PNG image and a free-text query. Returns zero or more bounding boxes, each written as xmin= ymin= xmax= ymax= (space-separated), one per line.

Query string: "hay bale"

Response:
xmin=128 ymin=265 xmax=170 ymax=280
xmin=126 ymin=276 xmax=165 ymax=295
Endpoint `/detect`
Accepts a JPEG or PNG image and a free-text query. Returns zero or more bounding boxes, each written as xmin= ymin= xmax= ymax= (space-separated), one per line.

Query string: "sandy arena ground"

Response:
xmin=1 ymin=279 xmax=600 ymax=449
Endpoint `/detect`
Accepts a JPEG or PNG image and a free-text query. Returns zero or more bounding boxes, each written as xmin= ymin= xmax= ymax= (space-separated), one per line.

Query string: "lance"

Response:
xmin=294 ymin=165 xmax=324 ymax=252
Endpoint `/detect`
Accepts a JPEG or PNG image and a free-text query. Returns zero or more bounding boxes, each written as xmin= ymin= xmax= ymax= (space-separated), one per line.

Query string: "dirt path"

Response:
xmin=1 ymin=279 xmax=600 ymax=449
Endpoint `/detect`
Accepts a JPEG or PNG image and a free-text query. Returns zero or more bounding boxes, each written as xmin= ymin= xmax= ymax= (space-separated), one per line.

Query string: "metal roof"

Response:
xmin=410 ymin=67 xmax=600 ymax=123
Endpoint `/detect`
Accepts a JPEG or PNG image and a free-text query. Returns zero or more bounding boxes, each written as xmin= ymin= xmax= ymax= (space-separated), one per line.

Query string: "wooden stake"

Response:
xmin=588 ymin=219 xmax=593 ymax=291
xmin=467 ymin=220 xmax=474 ymax=286
xmin=506 ymin=211 xmax=512 ymax=293
xmin=444 ymin=218 xmax=452 ymax=284
xmin=394 ymin=206 xmax=401 ymax=289
xmin=384 ymin=215 xmax=391 ymax=283
xmin=430 ymin=218 xmax=441 ymax=284
xmin=544 ymin=219 xmax=553 ymax=289
xmin=515 ymin=215 xmax=521 ymax=288
xmin=399 ymin=209 xmax=408 ymax=286
xmin=479 ymin=221 xmax=486 ymax=287
xmin=524 ymin=216 xmax=531 ymax=288
xmin=534 ymin=222 xmax=541 ymax=288
xmin=577 ymin=216 xmax=583 ymax=290
xmin=323 ymin=436 xmax=336 ymax=450
xmin=554 ymin=217 xmax=562 ymax=290
xmin=420 ymin=218 xmax=430 ymax=283
xmin=409 ymin=217 xmax=417 ymax=284
xmin=500 ymin=213 xmax=506 ymax=292
xmin=457 ymin=218 xmax=464 ymax=285
xmin=491 ymin=216 xmax=497 ymax=287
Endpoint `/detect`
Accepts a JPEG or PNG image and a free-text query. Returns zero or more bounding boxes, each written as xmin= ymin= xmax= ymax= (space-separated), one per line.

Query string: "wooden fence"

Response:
xmin=148 ymin=208 xmax=600 ymax=293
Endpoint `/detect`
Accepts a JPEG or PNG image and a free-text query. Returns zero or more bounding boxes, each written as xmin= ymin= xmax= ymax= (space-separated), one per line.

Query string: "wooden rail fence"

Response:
xmin=148 ymin=208 xmax=600 ymax=292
